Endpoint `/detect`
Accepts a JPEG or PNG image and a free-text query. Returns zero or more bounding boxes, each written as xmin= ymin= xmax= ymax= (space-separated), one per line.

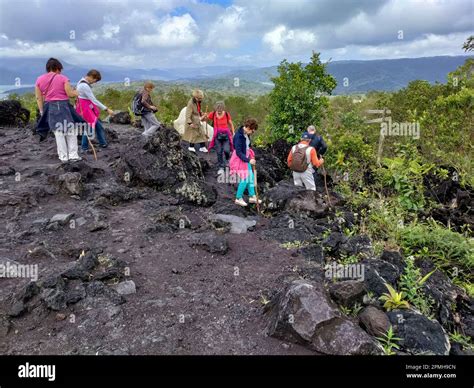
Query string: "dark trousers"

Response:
xmin=215 ymin=138 xmax=231 ymax=168
xmin=190 ymin=142 xmax=205 ymax=149
xmin=82 ymin=120 xmax=107 ymax=150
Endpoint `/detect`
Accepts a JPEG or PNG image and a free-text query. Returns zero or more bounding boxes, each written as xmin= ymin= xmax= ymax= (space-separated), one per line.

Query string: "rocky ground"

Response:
xmin=0 ymin=105 xmax=472 ymax=355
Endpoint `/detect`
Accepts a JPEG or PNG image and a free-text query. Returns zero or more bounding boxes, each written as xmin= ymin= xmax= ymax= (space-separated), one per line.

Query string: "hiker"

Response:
xmin=229 ymin=118 xmax=262 ymax=207
xmin=306 ymin=125 xmax=327 ymax=158
xmin=35 ymin=58 xmax=85 ymax=163
xmin=287 ymin=132 xmax=324 ymax=191
xmin=132 ymin=81 xmax=161 ymax=137
xmin=204 ymin=101 xmax=234 ymax=174
xmin=182 ymin=89 xmax=208 ymax=153
xmin=76 ymin=69 xmax=114 ymax=154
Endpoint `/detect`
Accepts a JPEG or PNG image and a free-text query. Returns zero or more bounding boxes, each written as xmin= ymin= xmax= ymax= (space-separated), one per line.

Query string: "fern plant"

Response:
xmin=376 ymin=326 xmax=402 ymax=355
xmin=399 ymin=256 xmax=435 ymax=316
xmin=379 ymin=283 xmax=410 ymax=311
xmin=449 ymin=331 xmax=474 ymax=351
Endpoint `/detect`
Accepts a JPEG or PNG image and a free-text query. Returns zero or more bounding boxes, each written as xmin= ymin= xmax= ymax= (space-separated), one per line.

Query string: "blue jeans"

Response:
xmin=236 ymin=163 xmax=256 ymax=199
xmin=82 ymin=120 xmax=107 ymax=150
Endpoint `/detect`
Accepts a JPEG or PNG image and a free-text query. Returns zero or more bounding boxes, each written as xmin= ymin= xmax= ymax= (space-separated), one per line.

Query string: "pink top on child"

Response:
xmin=35 ymin=72 xmax=69 ymax=102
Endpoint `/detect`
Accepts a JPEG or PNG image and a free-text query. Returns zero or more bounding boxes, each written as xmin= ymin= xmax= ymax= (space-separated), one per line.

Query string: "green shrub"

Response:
xmin=399 ymin=220 xmax=474 ymax=284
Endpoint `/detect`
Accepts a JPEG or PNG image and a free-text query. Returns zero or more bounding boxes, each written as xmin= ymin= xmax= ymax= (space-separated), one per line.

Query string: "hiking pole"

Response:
xmin=321 ymin=166 xmax=332 ymax=208
xmin=252 ymin=164 xmax=261 ymax=214
xmin=85 ymin=132 xmax=97 ymax=161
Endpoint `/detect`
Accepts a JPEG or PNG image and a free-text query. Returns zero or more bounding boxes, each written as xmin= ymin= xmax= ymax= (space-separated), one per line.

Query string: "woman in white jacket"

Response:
xmin=75 ymin=69 xmax=114 ymax=153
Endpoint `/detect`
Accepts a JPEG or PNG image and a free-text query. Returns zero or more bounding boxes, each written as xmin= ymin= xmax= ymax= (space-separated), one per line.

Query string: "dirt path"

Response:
xmin=0 ymin=124 xmax=315 ymax=355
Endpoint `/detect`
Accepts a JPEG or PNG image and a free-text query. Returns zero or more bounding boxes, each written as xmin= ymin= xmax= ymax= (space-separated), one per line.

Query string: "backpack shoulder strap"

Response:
xmin=291 ymin=145 xmax=297 ymax=154
xmin=305 ymin=146 xmax=314 ymax=163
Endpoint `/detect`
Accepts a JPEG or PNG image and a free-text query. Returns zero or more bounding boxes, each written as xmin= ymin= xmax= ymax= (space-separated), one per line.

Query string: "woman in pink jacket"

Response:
xmin=75 ymin=69 xmax=114 ymax=153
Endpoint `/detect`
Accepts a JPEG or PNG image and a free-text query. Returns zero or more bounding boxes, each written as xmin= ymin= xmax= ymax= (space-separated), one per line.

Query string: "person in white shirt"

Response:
xmin=75 ymin=69 xmax=114 ymax=153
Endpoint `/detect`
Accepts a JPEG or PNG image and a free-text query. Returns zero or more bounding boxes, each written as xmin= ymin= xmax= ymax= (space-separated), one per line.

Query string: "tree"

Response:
xmin=463 ymin=35 xmax=474 ymax=52
xmin=268 ymin=52 xmax=337 ymax=142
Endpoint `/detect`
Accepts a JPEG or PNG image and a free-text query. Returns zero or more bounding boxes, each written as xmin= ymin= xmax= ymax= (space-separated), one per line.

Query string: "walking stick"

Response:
xmin=205 ymin=105 xmax=209 ymax=149
xmin=321 ymin=166 xmax=332 ymax=208
xmin=85 ymin=131 xmax=97 ymax=161
xmin=252 ymin=164 xmax=260 ymax=214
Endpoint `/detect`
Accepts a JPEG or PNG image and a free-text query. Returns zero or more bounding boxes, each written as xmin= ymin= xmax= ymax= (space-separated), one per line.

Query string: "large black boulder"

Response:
xmin=265 ymin=279 xmax=381 ymax=355
xmin=387 ymin=310 xmax=450 ymax=355
xmin=115 ymin=127 xmax=217 ymax=206
xmin=0 ymin=100 xmax=30 ymax=127
xmin=263 ymin=180 xmax=329 ymax=217
xmin=109 ymin=111 xmax=131 ymax=125
xmin=253 ymin=147 xmax=288 ymax=190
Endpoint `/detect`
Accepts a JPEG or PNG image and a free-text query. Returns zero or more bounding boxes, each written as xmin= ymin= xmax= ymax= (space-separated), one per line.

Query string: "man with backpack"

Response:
xmin=287 ymin=132 xmax=324 ymax=191
xmin=306 ymin=125 xmax=327 ymax=157
xmin=132 ymin=81 xmax=161 ymax=137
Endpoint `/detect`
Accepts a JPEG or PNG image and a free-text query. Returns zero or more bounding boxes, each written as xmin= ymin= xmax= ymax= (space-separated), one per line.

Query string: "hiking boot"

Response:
xmin=188 ymin=147 xmax=196 ymax=152
xmin=249 ymin=196 xmax=262 ymax=204
xmin=99 ymin=144 xmax=108 ymax=149
xmin=199 ymin=147 xmax=208 ymax=153
xmin=235 ymin=198 xmax=248 ymax=207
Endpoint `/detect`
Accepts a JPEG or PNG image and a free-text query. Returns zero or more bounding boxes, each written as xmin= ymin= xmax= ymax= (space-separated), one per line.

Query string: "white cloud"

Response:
xmin=186 ymin=52 xmax=217 ymax=64
xmin=84 ymin=21 xmax=120 ymax=42
xmin=204 ymin=6 xmax=246 ymax=49
xmin=0 ymin=40 xmax=143 ymax=67
xmin=135 ymin=13 xmax=199 ymax=48
xmin=263 ymin=25 xmax=316 ymax=54
xmin=355 ymin=32 xmax=472 ymax=59
xmin=0 ymin=0 xmax=472 ymax=67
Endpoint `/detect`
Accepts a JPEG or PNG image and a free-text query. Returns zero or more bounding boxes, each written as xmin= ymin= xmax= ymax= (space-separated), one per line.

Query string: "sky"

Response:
xmin=0 ymin=0 xmax=473 ymax=69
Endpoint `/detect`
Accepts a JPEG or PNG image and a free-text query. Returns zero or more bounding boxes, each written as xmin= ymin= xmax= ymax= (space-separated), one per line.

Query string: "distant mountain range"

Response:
xmin=1 ymin=55 xmax=471 ymax=96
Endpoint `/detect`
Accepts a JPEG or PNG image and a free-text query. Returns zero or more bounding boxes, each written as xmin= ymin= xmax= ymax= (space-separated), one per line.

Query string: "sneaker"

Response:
xmin=235 ymin=198 xmax=248 ymax=207
xmin=69 ymin=157 xmax=82 ymax=163
xmin=249 ymin=196 xmax=262 ymax=204
xmin=199 ymin=147 xmax=208 ymax=153
xmin=188 ymin=147 xmax=196 ymax=153
xmin=99 ymin=144 xmax=108 ymax=149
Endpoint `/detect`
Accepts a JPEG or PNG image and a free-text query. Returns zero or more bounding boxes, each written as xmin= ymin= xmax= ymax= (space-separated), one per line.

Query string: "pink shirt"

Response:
xmin=35 ymin=72 xmax=70 ymax=101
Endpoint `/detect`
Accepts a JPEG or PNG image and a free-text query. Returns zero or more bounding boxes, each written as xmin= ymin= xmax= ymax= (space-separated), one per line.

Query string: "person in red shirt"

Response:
xmin=204 ymin=101 xmax=235 ymax=174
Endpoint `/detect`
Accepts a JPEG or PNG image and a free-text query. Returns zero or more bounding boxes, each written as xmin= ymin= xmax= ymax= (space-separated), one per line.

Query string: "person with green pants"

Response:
xmin=229 ymin=118 xmax=262 ymax=207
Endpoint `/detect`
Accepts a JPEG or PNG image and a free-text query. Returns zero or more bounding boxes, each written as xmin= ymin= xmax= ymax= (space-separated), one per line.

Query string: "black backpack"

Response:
xmin=131 ymin=91 xmax=145 ymax=116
